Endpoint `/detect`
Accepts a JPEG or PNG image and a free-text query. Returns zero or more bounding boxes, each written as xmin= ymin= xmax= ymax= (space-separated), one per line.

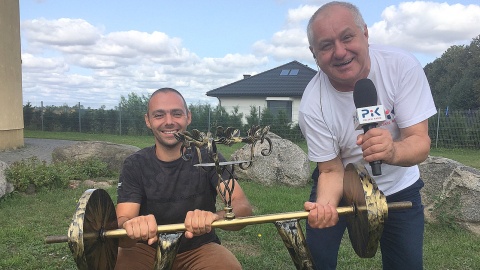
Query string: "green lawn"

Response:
xmin=429 ymin=147 xmax=480 ymax=169
xmin=0 ymin=130 xmax=478 ymax=269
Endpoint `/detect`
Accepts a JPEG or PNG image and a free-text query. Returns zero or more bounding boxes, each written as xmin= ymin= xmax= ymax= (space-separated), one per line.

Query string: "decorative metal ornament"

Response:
xmin=67 ymin=189 xmax=118 ymax=270
xmin=50 ymin=125 xmax=411 ymax=269
xmin=153 ymin=233 xmax=183 ymax=270
xmin=174 ymin=125 xmax=272 ymax=169
xmin=343 ymin=163 xmax=389 ymax=258
xmin=46 ymin=162 xmax=412 ymax=270
xmin=174 ymin=125 xmax=273 ymax=219
xmin=275 ymin=219 xmax=315 ymax=270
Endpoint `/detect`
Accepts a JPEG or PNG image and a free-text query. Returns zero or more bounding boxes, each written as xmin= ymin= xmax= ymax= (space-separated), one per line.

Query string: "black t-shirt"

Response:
xmin=117 ymin=145 xmax=230 ymax=253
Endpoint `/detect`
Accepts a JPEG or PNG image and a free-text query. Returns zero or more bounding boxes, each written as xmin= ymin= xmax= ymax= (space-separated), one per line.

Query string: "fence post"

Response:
xmin=435 ymin=107 xmax=440 ymax=148
xmin=78 ymin=102 xmax=82 ymax=133
xmin=208 ymin=109 xmax=211 ymax=133
xmin=119 ymin=103 xmax=122 ymax=136
xmin=41 ymin=101 xmax=44 ymax=131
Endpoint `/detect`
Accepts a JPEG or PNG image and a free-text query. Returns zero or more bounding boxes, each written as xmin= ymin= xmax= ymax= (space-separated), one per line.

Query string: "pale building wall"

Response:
xmin=219 ymin=97 xmax=266 ymax=124
xmin=291 ymin=97 xmax=301 ymax=125
xmin=0 ymin=0 xmax=24 ymax=150
xmin=217 ymin=96 xmax=302 ymax=125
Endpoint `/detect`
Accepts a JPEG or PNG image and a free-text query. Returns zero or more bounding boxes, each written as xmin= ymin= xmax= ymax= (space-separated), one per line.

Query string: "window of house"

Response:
xmin=280 ymin=69 xmax=290 ymax=75
xmin=267 ymin=100 xmax=292 ymax=122
xmin=289 ymin=69 xmax=299 ymax=75
xmin=280 ymin=69 xmax=299 ymax=76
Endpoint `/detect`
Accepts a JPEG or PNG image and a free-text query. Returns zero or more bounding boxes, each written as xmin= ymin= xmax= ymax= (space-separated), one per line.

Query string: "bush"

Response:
xmin=55 ymin=158 xmax=112 ymax=180
xmin=5 ymin=157 xmax=66 ymax=192
xmin=5 ymin=157 xmax=114 ymax=192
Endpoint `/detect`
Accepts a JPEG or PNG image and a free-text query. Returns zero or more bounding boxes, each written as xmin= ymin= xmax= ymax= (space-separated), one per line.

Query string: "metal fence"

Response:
xmin=429 ymin=108 xmax=480 ymax=149
xmin=24 ymin=103 xmax=480 ymax=149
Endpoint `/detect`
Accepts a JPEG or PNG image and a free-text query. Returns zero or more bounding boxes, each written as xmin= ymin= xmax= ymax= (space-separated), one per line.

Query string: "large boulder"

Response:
xmin=52 ymin=141 xmax=140 ymax=173
xmin=419 ymin=156 xmax=480 ymax=235
xmin=231 ymin=133 xmax=309 ymax=187
xmin=0 ymin=160 xmax=14 ymax=198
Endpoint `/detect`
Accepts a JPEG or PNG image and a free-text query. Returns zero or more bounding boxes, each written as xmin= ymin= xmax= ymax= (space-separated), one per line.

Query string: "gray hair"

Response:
xmin=307 ymin=1 xmax=366 ymax=46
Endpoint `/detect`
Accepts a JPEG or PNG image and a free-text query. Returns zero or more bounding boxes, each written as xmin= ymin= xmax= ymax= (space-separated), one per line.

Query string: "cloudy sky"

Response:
xmin=19 ymin=0 xmax=480 ymax=109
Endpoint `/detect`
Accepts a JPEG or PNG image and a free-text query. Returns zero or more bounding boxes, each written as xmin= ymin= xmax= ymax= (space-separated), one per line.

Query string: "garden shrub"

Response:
xmin=5 ymin=157 xmax=114 ymax=192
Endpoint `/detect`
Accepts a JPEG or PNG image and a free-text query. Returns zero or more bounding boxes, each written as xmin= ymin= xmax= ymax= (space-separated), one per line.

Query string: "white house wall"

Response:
xmin=217 ymin=96 xmax=302 ymax=125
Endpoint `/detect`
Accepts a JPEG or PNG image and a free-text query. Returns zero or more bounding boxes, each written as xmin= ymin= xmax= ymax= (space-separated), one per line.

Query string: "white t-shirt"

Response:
xmin=298 ymin=44 xmax=437 ymax=196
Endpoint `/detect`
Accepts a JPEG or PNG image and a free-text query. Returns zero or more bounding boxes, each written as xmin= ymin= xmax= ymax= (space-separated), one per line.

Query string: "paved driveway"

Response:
xmin=0 ymin=138 xmax=77 ymax=165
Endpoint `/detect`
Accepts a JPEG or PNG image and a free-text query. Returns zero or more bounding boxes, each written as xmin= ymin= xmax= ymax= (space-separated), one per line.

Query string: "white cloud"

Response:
xmin=21 ymin=18 xmax=258 ymax=107
xmin=107 ymin=31 xmax=183 ymax=56
xmin=286 ymin=5 xmax=319 ymax=26
xmin=369 ymin=2 xmax=480 ymax=55
xmin=252 ymin=5 xmax=318 ymax=62
xmin=22 ymin=18 xmax=101 ymax=46
xmin=20 ymin=1 xmax=480 ymax=109
xmin=257 ymin=1 xmax=480 ymax=66
xmin=21 ymin=53 xmax=69 ymax=73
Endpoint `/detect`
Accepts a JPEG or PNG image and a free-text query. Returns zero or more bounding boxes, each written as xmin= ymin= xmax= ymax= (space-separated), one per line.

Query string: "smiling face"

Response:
xmin=145 ymin=90 xmax=191 ymax=151
xmin=309 ymin=4 xmax=370 ymax=92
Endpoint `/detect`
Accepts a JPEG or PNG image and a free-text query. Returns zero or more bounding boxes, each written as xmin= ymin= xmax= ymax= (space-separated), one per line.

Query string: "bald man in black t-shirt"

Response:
xmin=115 ymin=88 xmax=252 ymax=270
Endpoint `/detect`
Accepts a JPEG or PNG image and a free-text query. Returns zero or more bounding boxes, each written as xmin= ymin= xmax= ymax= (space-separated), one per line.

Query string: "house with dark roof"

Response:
xmin=206 ymin=61 xmax=316 ymax=124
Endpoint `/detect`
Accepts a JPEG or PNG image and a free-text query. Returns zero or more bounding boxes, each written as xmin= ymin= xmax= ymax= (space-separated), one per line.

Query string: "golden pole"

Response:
xmin=45 ymin=201 xmax=411 ymax=244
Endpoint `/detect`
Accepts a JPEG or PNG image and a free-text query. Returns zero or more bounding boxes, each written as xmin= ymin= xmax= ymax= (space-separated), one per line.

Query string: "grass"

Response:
xmin=429 ymin=148 xmax=480 ymax=169
xmin=0 ymin=130 xmax=479 ymax=269
xmin=23 ymin=130 xmax=480 ymax=170
xmin=24 ymin=130 xmax=156 ymax=149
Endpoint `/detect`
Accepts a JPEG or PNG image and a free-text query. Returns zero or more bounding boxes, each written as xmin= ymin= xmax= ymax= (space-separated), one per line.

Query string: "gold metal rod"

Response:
xmin=45 ymin=235 xmax=69 ymax=244
xmin=45 ymin=201 xmax=412 ymax=243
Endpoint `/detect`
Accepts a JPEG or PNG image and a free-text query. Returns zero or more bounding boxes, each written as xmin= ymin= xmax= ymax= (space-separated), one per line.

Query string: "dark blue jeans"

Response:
xmin=306 ymin=168 xmax=424 ymax=270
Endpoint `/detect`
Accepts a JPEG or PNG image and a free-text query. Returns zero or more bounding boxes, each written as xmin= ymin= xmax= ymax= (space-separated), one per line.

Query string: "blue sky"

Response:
xmin=19 ymin=0 xmax=480 ymax=109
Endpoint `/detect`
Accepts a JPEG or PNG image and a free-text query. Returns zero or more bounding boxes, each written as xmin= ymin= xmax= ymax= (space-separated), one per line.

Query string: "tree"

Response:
xmin=245 ymin=106 xmax=260 ymax=129
xmin=424 ymin=34 xmax=480 ymax=109
xmin=227 ymin=106 xmax=244 ymax=131
xmin=23 ymin=102 xmax=34 ymax=128
xmin=188 ymin=103 xmax=212 ymax=132
xmin=119 ymin=92 xmax=149 ymax=135
xmin=260 ymin=107 xmax=275 ymax=128
xmin=465 ymin=35 xmax=480 ymax=107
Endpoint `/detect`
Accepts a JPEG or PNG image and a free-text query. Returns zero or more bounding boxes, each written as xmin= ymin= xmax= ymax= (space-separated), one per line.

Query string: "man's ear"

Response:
xmin=364 ymin=25 xmax=369 ymax=39
xmin=186 ymin=111 xmax=192 ymax=126
xmin=144 ymin=113 xmax=151 ymax=129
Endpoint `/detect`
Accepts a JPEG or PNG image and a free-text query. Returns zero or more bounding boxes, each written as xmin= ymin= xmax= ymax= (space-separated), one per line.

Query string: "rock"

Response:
xmin=419 ymin=156 xmax=480 ymax=235
xmin=69 ymin=179 xmax=116 ymax=190
xmin=0 ymin=160 xmax=14 ymax=198
xmin=231 ymin=133 xmax=309 ymax=187
xmin=93 ymin=181 xmax=113 ymax=189
xmin=52 ymin=141 xmax=140 ymax=173
xmin=82 ymin=179 xmax=96 ymax=187
xmin=69 ymin=180 xmax=81 ymax=189
xmin=81 ymin=179 xmax=112 ymax=189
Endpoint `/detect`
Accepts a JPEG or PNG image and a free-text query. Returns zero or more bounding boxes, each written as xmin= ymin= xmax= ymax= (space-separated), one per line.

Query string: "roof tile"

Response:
xmin=206 ymin=61 xmax=316 ymax=97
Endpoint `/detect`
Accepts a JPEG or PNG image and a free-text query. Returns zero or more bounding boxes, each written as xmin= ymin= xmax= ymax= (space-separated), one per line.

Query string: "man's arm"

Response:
xmin=304 ymin=155 xmax=344 ymax=229
xmin=357 ymin=120 xmax=431 ymax=166
xmin=116 ymin=202 xmax=158 ymax=246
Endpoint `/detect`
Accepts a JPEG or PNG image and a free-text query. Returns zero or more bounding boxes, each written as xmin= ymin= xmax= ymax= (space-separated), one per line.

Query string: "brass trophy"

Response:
xmin=174 ymin=125 xmax=272 ymax=219
xmin=45 ymin=124 xmax=412 ymax=270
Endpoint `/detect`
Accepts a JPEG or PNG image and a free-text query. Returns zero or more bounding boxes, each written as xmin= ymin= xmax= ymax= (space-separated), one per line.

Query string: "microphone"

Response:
xmin=353 ymin=79 xmax=385 ymax=176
